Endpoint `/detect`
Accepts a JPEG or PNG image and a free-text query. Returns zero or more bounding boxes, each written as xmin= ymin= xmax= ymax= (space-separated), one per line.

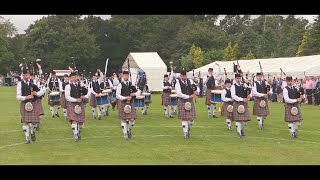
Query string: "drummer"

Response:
xmin=46 ymin=71 xmax=62 ymax=118
xmin=99 ymin=75 xmax=114 ymax=116
xmin=89 ymin=73 xmax=104 ymax=120
xmin=161 ymin=74 xmax=173 ymax=118
xmin=141 ymin=83 xmax=152 ymax=115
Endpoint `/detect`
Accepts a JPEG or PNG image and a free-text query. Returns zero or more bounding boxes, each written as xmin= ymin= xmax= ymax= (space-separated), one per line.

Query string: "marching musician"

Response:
xmin=99 ymin=75 xmax=114 ymax=116
xmin=65 ymin=72 xmax=90 ymax=142
xmin=283 ymin=76 xmax=304 ymax=138
xmin=30 ymin=72 xmax=45 ymax=131
xmin=161 ymin=74 xmax=173 ymax=118
xmin=46 ymin=71 xmax=62 ymax=118
xmin=175 ymin=70 xmax=199 ymax=139
xmin=89 ymin=73 xmax=103 ymax=120
xmin=221 ymin=79 xmax=234 ymax=131
xmin=231 ymin=73 xmax=251 ymax=138
xmin=141 ymin=83 xmax=152 ymax=115
xmin=116 ymin=70 xmax=141 ymax=140
xmin=77 ymin=73 xmax=89 ymax=106
xmin=252 ymin=72 xmax=272 ymax=129
xmin=16 ymin=69 xmax=46 ymax=144
xmin=59 ymin=74 xmax=70 ymax=120
xmin=110 ymin=71 xmax=121 ymax=111
xmin=203 ymin=63 xmax=221 ymax=118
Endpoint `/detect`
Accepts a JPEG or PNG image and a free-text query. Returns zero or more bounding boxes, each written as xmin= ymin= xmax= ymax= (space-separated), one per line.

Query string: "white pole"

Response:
xmin=104 ymin=58 xmax=109 ymax=76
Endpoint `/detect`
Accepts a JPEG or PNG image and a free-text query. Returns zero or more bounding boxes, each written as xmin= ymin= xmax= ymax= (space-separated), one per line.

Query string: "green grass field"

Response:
xmin=1 ymin=86 xmax=320 ymax=165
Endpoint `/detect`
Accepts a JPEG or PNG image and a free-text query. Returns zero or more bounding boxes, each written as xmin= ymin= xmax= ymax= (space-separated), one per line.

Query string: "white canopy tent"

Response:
xmin=187 ymin=55 xmax=320 ymax=80
xmin=122 ymin=52 xmax=167 ymax=92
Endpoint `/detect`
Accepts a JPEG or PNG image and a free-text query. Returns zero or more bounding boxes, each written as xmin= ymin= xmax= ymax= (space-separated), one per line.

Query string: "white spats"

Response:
xmin=213 ymin=105 xmax=217 ymax=115
xmin=29 ymin=123 xmax=37 ymax=135
xmin=128 ymin=121 xmax=134 ymax=131
xmin=236 ymin=122 xmax=242 ymax=134
xmin=71 ymin=123 xmax=78 ymax=138
xmin=63 ymin=108 xmax=67 ymax=118
xmin=257 ymin=117 xmax=263 ymax=125
xmin=288 ymin=123 xmax=295 ymax=133
xmin=226 ymin=119 xmax=232 ymax=128
xmin=168 ymin=105 xmax=172 ymax=116
xmin=50 ymin=107 xmax=54 ymax=116
xmin=23 ymin=125 xmax=30 ymax=141
xmin=182 ymin=121 xmax=188 ymax=133
xmin=121 ymin=122 xmax=128 ymax=134
xmin=56 ymin=107 xmax=60 ymax=114
xmin=97 ymin=106 xmax=102 ymax=116
xmin=207 ymin=105 xmax=211 ymax=115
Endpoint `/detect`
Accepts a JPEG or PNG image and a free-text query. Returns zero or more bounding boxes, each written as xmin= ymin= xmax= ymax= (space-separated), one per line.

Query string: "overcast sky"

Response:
xmin=1 ymin=15 xmax=317 ymax=34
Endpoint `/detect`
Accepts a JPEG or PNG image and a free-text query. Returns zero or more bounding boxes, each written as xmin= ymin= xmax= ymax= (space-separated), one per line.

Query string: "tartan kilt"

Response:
xmin=67 ymin=102 xmax=86 ymax=123
xmin=48 ymin=94 xmax=61 ymax=106
xmin=221 ymin=102 xmax=233 ymax=120
xmin=178 ymin=98 xmax=196 ymax=121
xmin=34 ymin=99 xmax=44 ymax=116
xmin=118 ymin=100 xmax=137 ymax=121
xmin=253 ymin=97 xmax=270 ymax=117
xmin=161 ymin=93 xmax=171 ymax=106
xmin=205 ymin=88 xmax=214 ymax=105
xmin=60 ymin=92 xmax=68 ymax=109
xmin=89 ymin=93 xmax=98 ymax=108
xmin=20 ymin=101 xmax=40 ymax=123
xmin=284 ymin=103 xmax=303 ymax=122
xmin=232 ymin=101 xmax=251 ymax=122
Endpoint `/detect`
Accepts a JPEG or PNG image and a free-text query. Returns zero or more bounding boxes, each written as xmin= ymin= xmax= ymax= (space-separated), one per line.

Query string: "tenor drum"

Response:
xmin=49 ymin=91 xmax=60 ymax=103
xmin=134 ymin=96 xmax=145 ymax=108
xmin=96 ymin=94 xmax=109 ymax=105
xmin=210 ymin=90 xmax=223 ymax=103
xmin=101 ymin=89 xmax=112 ymax=95
xmin=169 ymin=94 xmax=178 ymax=106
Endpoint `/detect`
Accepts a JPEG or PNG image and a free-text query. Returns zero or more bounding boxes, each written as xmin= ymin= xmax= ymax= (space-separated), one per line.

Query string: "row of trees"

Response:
xmin=1 ymin=15 xmax=320 ymax=75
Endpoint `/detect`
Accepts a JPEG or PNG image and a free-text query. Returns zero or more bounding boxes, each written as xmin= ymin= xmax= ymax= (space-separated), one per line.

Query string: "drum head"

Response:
xmin=237 ymin=105 xmax=245 ymax=114
xmin=169 ymin=94 xmax=178 ymax=98
xmin=291 ymin=107 xmax=298 ymax=116
xmin=25 ymin=102 xmax=33 ymax=112
xmin=227 ymin=105 xmax=233 ymax=113
xmin=259 ymin=100 xmax=266 ymax=108
xmin=136 ymin=96 xmax=145 ymax=99
xmin=142 ymin=93 xmax=151 ymax=96
xmin=50 ymin=91 xmax=60 ymax=96
xmin=124 ymin=105 xmax=132 ymax=114
xmin=74 ymin=105 xmax=82 ymax=114
xmin=185 ymin=102 xmax=192 ymax=111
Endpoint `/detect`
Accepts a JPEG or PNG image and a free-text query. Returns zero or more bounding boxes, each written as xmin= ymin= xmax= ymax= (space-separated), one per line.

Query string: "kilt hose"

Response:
xmin=20 ymin=101 xmax=40 ymax=123
xmin=89 ymin=93 xmax=98 ymax=108
xmin=161 ymin=93 xmax=171 ymax=106
xmin=284 ymin=103 xmax=303 ymax=122
xmin=67 ymin=102 xmax=86 ymax=123
xmin=178 ymin=98 xmax=196 ymax=121
xmin=221 ymin=102 xmax=233 ymax=120
xmin=118 ymin=100 xmax=137 ymax=121
xmin=48 ymin=94 xmax=61 ymax=106
xmin=205 ymin=88 xmax=214 ymax=105
xmin=60 ymin=92 xmax=68 ymax=109
xmin=232 ymin=101 xmax=251 ymax=122
xmin=253 ymin=97 xmax=270 ymax=117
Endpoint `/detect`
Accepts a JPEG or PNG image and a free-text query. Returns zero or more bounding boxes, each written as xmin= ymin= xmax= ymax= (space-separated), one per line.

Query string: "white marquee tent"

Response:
xmin=122 ymin=52 xmax=167 ymax=92
xmin=187 ymin=55 xmax=320 ymax=80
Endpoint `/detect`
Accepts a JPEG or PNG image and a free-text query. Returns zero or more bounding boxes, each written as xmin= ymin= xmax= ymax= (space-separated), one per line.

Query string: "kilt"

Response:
xmin=221 ymin=102 xmax=233 ymax=120
xmin=118 ymin=100 xmax=137 ymax=121
xmin=284 ymin=103 xmax=303 ymax=122
xmin=232 ymin=101 xmax=251 ymax=122
xmin=161 ymin=93 xmax=171 ymax=106
xmin=67 ymin=102 xmax=86 ymax=123
xmin=60 ymin=92 xmax=68 ymax=109
xmin=178 ymin=98 xmax=196 ymax=121
xmin=89 ymin=93 xmax=98 ymax=108
xmin=48 ymin=94 xmax=61 ymax=106
xmin=205 ymin=88 xmax=214 ymax=105
xmin=34 ymin=99 xmax=44 ymax=116
xmin=253 ymin=97 xmax=270 ymax=117
xmin=20 ymin=101 xmax=40 ymax=123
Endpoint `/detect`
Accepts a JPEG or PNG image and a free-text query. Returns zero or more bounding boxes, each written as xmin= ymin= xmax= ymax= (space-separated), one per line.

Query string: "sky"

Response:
xmin=1 ymin=15 xmax=317 ymax=34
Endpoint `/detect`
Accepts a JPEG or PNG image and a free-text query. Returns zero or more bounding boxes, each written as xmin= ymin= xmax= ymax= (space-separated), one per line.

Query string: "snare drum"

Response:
xmin=97 ymin=94 xmax=109 ymax=105
xmin=101 ymin=89 xmax=112 ymax=95
xmin=142 ymin=92 xmax=152 ymax=103
xmin=210 ymin=90 xmax=222 ymax=103
xmin=134 ymin=96 xmax=145 ymax=108
xmin=49 ymin=91 xmax=61 ymax=103
xmin=169 ymin=94 xmax=178 ymax=106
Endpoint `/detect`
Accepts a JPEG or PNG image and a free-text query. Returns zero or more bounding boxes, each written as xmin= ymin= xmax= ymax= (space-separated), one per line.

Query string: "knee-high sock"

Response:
xmin=164 ymin=107 xmax=167 ymax=115
xmin=92 ymin=108 xmax=96 ymax=117
xmin=257 ymin=116 xmax=263 ymax=125
xmin=293 ymin=122 xmax=300 ymax=131
xmin=187 ymin=121 xmax=192 ymax=129
xmin=288 ymin=123 xmax=295 ymax=133
xmin=235 ymin=122 xmax=242 ymax=134
xmin=55 ymin=106 xmax=60 ymax=114
xmin=50 ymin=107 xmax=54 ymax=116
xmin=168 ymin=105 xmax=172 ymax=116
xmin=29 ymin=123 xmax=37 ymax=135
xmin=23 ymin=125 xmax=30 ymax=141
xmin=63 ymin=108 xmax=67 ymax=117
xmin=121 ymin=122 xmax=128 ymax=134
xmin=241 ymin=121 xmax=246 ymax=130
xmin=182 ymin=121 xmax=188 ymax=133
xmin=71 ymin=123 xmax=78 ymax=138
xmin=212 ymin=104 xmax=217 ymax=115
xmin=128 ymin=120 xmax=134 ymax=131
xmin=97 ymin=106 xmax=102 ymax=116
xmin=207 ymin=105 xmax=211 ymax=114
xmin=226 ymin=119 xmax=232 ymax=128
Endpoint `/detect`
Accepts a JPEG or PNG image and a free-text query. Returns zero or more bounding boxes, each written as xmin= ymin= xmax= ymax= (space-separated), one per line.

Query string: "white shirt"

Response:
xmin=59 ymin=80 xmax=70 ymax=92
xmin=221 ymin=88 xmax=232 ymax=102
xmin=116 ymin=81 xmax=141 ymax=101
xmin=231 ymin=82 xmax=249 ymax=102
xmin=281 ymin=80 xmax=287 ymax=90
xmin=203 ymin=67 xmax=221 ymax=86
xmin=252 ymin=81 xmax=265 ymax=97
xmin=283 ymin=86 xmax=298 ymax=104
xmin=65 ymin=83 xmax=90 ymax=103
xmin=175 ymin=79 xmax=200 ymax=99
xmin=111 ymin=77 xmax=120 ymax=90
xmin=16 ymin=80 xmax=46 ymax=101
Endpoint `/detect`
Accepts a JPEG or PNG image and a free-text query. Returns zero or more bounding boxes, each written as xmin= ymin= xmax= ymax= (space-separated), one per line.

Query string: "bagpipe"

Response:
xmin=258 ymin=61 xmax=270 ymax=94
xmin=234 ymin=60 xmax=251 ymax=97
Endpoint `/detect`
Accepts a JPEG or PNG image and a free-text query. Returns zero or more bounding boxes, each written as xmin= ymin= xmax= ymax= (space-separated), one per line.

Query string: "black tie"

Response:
xmin=126 ymin=82 xmax=129 ymax=86
xmin=184 ymin=81 xmax=187 ymax=85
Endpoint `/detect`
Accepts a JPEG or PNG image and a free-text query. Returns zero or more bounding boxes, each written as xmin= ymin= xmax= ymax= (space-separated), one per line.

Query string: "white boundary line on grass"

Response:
xmin=1 ymin=134 xmax=320 ymax=150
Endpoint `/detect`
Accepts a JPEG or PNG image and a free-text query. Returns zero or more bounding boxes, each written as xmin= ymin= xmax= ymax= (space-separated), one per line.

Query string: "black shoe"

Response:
xmin=98 ymin=116 xmax=101 ymax=120
xmin=93 ymin=116 xmax=96 ymax=120
xmin=237 ymin=132 xmax=242 ymax=138
xmin=55 ymin=113 xmax=60 ymax=117
xmin=170 ymin=115 xmax=174 ymax=118
xmin=228 ymin=126 xmax=232 ymax=131
xmin=291 ymin=133 xmax=295 ymax=139
xmin=106 ymin=111 xmax=109 ymax=116
xmin=293 ymin=132 xmax=298 ymax=138
xmin=36 ymin=126 xmax=40 ymax=131
xmin=145 ymin=111 xmax=148 ymax=115
xmin=127 ymin=130 xmax=132 ymax=139
xmin=78 ymin=133 xmax=81 ymax=140
xmin=31 ymin=133 xmax=36 ymax=142
xmin=74 ymin=136 xmax=80 ymax=142
xmin=184 ymin=132 xmax=189 ymax=139
xmin=213 ymin=115 xmax=218 ymax=118
xmin=259 ymin=124 xmax=264 ymax=130
xmin=241 ymin=130 xmax=245 ymax=136
xmin=25 ymin=140 xmax=31 ymax=144
xmin=124 ymin=133 xmax=129 ymax=140
xmin=52 ymin=115 xmax=55 ymax=118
